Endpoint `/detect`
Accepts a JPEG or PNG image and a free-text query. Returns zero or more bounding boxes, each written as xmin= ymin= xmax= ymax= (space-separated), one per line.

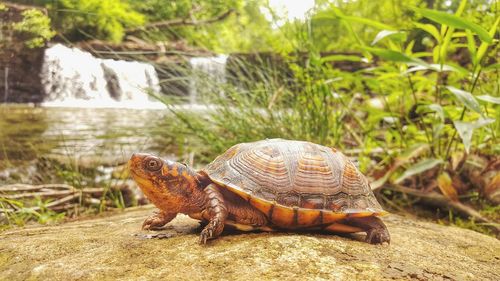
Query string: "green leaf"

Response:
xmin=477 ymin=95 xmax=500 ymax=104
xmin=465 ymin=29 xmax=477 ymax=65
xmin=371 ymin=143 xmax=430 ymax=190
xmin=397 ymin=143 xmax=430 ymax=163
xmin=337 ymin=14 xmax=396 ymax=30
xmin=413 ymin=8 xmax=492 ymax=43
xmin=432 ymin=45 xmax=440 ymax=63
xmin=427 ymin=104 xmax=445 ymax=121
xmin=365 ymin=47 xmax=411 ymax=62
xmin=433 ymin=123 xmax=444 ymax=140
xmin=312 ymin=13 xmax=337 ymax=26
xmin=446 ymin=86 xmax=482 ymax=114
xmin=405 ymin=40 xmax=415 ymax=55
xmin=453 ymin=121 xmax=474 ymax=153
xmin=473 ymin=118 xmax=496 ymax=128
xmin=451 ymin=31 xmax=468 ymax=38
xmin=476 ymin=17 xmax=500 ymax=65
xmin=454 ymin=118 xmax=495 ymax=153
xmin=484 ymin=63 xmax=500 ymax=71
xmin=321 ymin=55 xmax=362 ymax=63
xmin=371 ymin=30 xmax=406 ymax=45
xmin=394 ymin=158 xmax=443 ymax=184
xmin=314 ymin=8 xmax=396 ymax=31
xmin=415 ymin=23 xmax=441 ymax=43
xmin=406 ymin=64 xmax=468 ymax=75
xmin=364 ymin=47 xmax=428 ymax=66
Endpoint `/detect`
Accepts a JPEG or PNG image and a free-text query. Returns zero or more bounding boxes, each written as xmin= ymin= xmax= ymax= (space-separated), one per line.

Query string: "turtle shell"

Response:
xmin=203 ymin=139 xmax=386 ymax=228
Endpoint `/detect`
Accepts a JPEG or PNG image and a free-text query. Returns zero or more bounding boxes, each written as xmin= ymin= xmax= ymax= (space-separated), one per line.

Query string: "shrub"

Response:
xmin=12 ymin=9 xmax=55 ymax=48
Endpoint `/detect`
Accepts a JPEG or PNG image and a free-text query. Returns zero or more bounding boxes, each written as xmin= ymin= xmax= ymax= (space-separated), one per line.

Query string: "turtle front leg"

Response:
xmin=142 ymin=210 xmax=177 ymax=230
xmin=345 ymin=216 xmax=390 ymax=244
xmin=200 ymin=184 xmax=228 ymax=244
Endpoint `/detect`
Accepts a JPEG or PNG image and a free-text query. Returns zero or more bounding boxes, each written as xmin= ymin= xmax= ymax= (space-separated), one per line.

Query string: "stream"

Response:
xmin=0 ymin=104 xmax=178 ymax=173
xmin=0 ymin=44 xmax=226 ymax=182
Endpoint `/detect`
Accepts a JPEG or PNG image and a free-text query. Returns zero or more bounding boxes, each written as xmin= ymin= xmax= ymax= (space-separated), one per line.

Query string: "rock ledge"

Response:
xmin=0 ymin=206 xmax=498 ymax=280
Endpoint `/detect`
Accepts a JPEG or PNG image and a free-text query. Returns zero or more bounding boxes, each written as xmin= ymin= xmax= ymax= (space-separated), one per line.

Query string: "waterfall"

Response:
xmin=40 ymin=44 xmax=163 ymax=108
xmin=188 ymin=55 xmax=227 ymax=104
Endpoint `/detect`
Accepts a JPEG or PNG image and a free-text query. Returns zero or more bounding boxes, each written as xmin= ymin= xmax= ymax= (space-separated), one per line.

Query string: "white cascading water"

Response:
xmin=40 ymin=44 xmax=163 ymax=109
xmin=188 ymin=55 xmax=227 ymax=104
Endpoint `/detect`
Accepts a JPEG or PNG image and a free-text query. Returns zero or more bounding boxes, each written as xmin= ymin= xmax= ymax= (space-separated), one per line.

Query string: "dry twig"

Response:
xmin=127 ymin=9 xmax=235 ymax=33
xmin=386 ymin=184 xmax=499 ymax=234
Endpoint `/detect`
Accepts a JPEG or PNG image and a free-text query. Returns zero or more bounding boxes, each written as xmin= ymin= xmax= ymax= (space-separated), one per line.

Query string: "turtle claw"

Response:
xmin=142 ymin=217 xmax=165 ymax=230
xmin=199 ymin=218 xmax=223 ymax=244
xmin=142 ymin=211 xmax=175 ymax=230
xmin=199 ymin=227 xmax=214 ymax=244
xmin=199 ymin=229 xmax=209 ymax=244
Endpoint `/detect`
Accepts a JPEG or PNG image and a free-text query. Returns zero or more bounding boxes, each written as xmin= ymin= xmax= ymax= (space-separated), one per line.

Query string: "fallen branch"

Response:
xmin=37 ymin=194 xmax=81 ymax=211
xmin=386 ymin=184 xmax=499 ymax=234
xmin=2 ymin=2 xmax=48 ymax=15
xmin=0 ymin=183 xmax=75 ymax=192
xmin=0 ymin=183 xmax=143 ymax=214
xmin=2 ymin=190 xmax=77 ymax=200
xmin=51 ymin=203 xmax=79 ymax=212
xmin=0 ymin=184 xmax=106 ymax=199
xmin=0 ymin=194 xmax=81 ymax=213
xmin=127 ymin=9 xmax=235 ymax=33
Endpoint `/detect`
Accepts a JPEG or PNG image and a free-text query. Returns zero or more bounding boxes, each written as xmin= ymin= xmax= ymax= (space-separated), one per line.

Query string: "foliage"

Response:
xmin=12 ymin=9 xmax=55 ymax=48
xmin=0 ymin=197 xmax=65 ymax=228
xmin=164 ymin=0 xmax=499 ymax=235
xmin=308 ymin=0 xmax=499 ymax=166
xmin=128 ymin=0 xmax=284 ymax=53
xmin=53 ymin=0 xmax=144 ymax=42
xmin=172 ymin=0 xmax=499 ymax=164
xmin=17 ymin=0 xmax=283 ymax=51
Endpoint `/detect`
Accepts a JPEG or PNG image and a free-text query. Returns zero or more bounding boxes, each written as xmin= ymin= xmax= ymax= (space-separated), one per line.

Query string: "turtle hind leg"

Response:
xmin=344 ymin=216 xmax=390 ymax=244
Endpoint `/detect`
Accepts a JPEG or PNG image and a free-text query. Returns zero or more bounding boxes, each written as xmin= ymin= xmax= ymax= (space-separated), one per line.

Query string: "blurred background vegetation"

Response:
xmin=0 ymin=0 xmax=498 ymax=236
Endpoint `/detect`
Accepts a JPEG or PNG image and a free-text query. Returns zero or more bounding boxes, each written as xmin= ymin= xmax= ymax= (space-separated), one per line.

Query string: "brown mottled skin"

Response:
xmin=129 ymin=154 xmax=268 ymax=244
xmin=129 ymin=141 xmax=390 ymax=245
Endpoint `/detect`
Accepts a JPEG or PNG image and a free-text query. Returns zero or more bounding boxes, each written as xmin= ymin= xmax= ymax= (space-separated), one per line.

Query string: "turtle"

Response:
xmin=129 ymin=139 xmax=390 ymax=244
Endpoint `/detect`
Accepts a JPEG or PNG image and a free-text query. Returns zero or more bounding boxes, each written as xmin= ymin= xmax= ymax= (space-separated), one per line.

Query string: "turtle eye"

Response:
xmin=145 ymin=157 xmax=162 ymax=171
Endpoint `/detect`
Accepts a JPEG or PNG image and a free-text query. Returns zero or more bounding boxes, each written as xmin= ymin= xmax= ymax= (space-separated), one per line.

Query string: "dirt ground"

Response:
xmin=0 ymin=205 xmax=499 ymax=280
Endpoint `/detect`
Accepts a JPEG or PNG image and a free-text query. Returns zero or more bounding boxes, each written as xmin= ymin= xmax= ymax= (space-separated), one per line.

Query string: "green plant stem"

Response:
xmin=406 ymin=75 xmax=418 ymax=104
xmin=406 ymin=75 xmax=436 ymax=157
xmin=381 ymin=91 xmax=406 ymax=149
xmin=444 ymin=106 xmax=466 ymax=160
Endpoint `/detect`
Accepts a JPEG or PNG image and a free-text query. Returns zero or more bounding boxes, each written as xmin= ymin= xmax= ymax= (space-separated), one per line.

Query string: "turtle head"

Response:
xmin=129 ymin=153 xmax=205 ymax=213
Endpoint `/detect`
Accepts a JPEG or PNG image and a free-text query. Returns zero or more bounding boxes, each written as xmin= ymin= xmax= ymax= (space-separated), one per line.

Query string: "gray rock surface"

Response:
xmin=0 ymin=205 xmax=499 ymax=280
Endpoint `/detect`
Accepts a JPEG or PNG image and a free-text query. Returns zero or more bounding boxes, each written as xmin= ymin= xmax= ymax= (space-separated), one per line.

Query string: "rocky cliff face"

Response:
xmin=0 ymin=3 xmax=46 ymax=103
xmin=0 ymin=205 xmax=498 ymax=280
